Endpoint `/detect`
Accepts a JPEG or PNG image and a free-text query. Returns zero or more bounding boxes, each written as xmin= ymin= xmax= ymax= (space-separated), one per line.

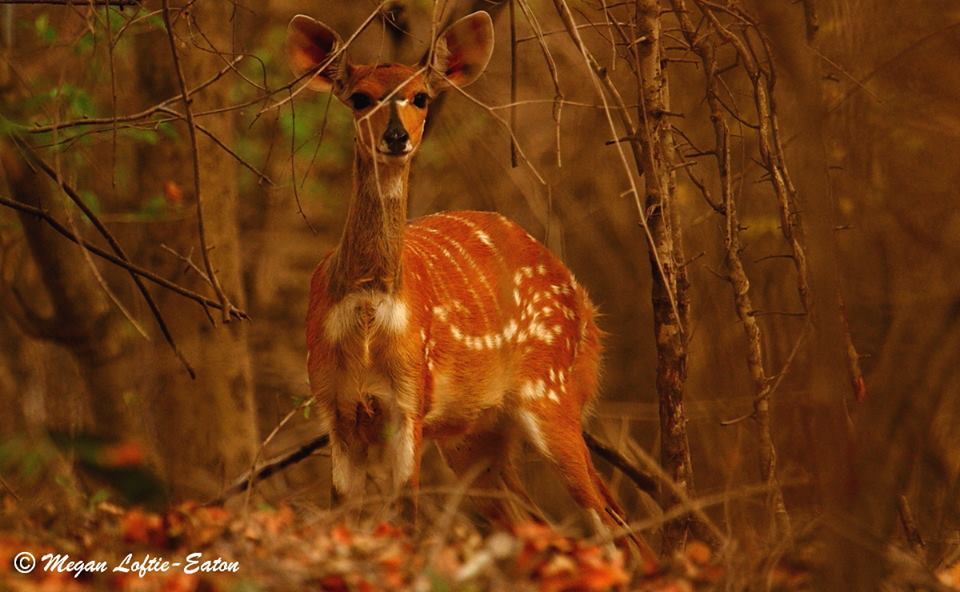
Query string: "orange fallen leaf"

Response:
xmin=164 ymin=180 xmax=184 ymax=204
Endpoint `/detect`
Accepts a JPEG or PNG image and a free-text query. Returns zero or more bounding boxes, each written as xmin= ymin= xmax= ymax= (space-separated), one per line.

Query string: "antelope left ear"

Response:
xmin=287 ymin=15 xmax=348 ymax=93
xmin=426 ymin=11 xmax=494 ymax=92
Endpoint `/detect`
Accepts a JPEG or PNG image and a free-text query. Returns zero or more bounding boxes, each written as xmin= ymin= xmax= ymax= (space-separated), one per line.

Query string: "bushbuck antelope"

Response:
xmin=293 ymin=10 xmax=651 ymax=559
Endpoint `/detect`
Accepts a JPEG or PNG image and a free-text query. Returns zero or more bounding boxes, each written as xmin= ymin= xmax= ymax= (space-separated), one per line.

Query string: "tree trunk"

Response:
xmin=634 ymin=0 xmax=695 ymax=553
xmin=0 ymin=143 xmax=135 ymax=441
xmin=129 ymin=0 xmax=259 ymax=499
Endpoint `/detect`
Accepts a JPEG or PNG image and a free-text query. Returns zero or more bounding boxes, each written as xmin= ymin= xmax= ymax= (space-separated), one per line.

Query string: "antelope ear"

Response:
xmin=427 ymin=11 xmax=494 ymax=92
xmin=287 ymin=15 xmax=347 ymax=92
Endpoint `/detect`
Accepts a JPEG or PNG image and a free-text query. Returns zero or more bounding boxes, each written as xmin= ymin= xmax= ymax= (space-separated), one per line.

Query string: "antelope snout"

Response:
xmin=381 ymin=124 xmax=411 ymax=155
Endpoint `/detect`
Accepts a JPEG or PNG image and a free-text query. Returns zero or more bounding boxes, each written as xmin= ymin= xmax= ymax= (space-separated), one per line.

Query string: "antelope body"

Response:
xmin=292 ymin=11 xmax=642 ymax=548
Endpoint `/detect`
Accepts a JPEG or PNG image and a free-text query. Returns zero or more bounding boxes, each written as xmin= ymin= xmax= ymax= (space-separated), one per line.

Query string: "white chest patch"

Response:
xmin=324 ymin=292 xmax=410 ymax=343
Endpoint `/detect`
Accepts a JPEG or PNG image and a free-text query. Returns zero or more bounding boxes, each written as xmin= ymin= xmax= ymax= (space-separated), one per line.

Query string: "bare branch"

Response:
xmin=0 ymin=195 xmax=246 ymax=319
xmin=0 ymin=0 xmax=138 ymax=5
xmin=12 ymin=136 xmax=196 ymax=377
xmin=162 ymin=0 xmax=237 ymax=323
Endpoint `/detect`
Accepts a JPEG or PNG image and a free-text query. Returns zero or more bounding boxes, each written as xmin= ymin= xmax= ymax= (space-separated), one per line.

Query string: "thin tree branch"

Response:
xmin=583 ymin=431 xmax=657 ymax=494
xmin=12 ymin=136 xmax=196 ymax=377
xmin=0 ymin=0 xmax=138 ymax=5
xmin=161 ymin=0 xmax=236 ymax=323
xmin=0 ymin=195 xmax=246 ymax=318
xmin=211 ymin=431 xmax=659 ymax=505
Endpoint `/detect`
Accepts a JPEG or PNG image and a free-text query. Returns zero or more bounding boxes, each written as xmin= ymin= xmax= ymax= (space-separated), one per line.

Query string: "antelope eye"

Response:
xmin=412 ymin=92 xmax=429 ymax=109
xmin=348 ymin=92 xmax=373 ymax=110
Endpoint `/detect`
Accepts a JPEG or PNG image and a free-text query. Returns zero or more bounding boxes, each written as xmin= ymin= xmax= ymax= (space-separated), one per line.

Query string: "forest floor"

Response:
xmin=0 ymin=496 xmax=957 ymax=591
xmin=0 ymin=495 xmax=778 ymax=592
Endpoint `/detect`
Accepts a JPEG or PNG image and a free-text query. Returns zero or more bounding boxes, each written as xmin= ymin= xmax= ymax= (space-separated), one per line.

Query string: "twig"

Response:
xmin=672 ymin=0 xmax=793 ymax=540
xmin=0 ymin=471 xmax=21 ymax=502
xmin=800 ymin=0 xmax=819 ymax=41
xmin=582 ymin=431 xmax=656 ymax=494
xmin=26 ymin=56 xmax=245 ymax=134
xmin=288 ymin=91 xmax=318 ymax=235
xmin=156 ymin=107 xmax=273 ymax=186
xmin=161 ymin=0 xmax=236 ymax=323
xmin=0 ymin=0 xmax=138 ymax=4
xmin=515 ymin=0 xmax=564 ymax=168
xmin=550 ymin=0 xmax=683 ymax=334
xmin=209 ymin=434 xmax=329 ymax=505
xmin=242 ymin=399 xmax=313 ymax=517
xmin=0 ymin=196 xmax=246 ymax=318
xmin=509 ymin=0 xmax=518 ymax=167
xmin=212 ymin=430 xmax=656 ymax=505
xmin=12 ymin=136 xmax=196 ymax=377
xmin=897 ymin=494 xmax=927 ymax=561
xmin=160 ymin=244 xmax=213 ymax=289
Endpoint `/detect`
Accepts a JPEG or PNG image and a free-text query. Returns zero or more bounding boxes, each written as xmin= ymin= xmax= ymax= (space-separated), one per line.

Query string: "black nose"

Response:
xmin=383 ymin=125 xmax=409 ymax=154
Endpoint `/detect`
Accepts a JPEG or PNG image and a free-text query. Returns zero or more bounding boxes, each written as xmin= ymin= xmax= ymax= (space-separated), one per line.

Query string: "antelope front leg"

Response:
xmin=330 ymin=436 xmax=365 ymax=508
xmin=392 ymin=414 xmax=424 ymax=525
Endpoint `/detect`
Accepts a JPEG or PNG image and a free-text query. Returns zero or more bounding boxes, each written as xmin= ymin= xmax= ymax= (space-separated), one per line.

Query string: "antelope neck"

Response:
xmin=329 ymin=151 xmax=411 ymax=298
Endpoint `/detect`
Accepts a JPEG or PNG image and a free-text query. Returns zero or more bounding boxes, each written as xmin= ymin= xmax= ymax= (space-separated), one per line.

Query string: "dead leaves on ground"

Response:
xmin=2 ymin=496 xmax=957 ymax=591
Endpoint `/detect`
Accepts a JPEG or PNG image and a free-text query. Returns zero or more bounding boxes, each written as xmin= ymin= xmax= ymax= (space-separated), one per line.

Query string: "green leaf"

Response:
xmin=106 ymin=7 xmax=126 ymax=31
xmin=35 ymin=14 xmax=57 ymax=44
xmin=120 ymin=128 xmax=159 ymax=145
xmin=137 ymin=195 xmax=167 ymax=221
xmin=157 ymin=121 xmax=179 ymax=140
xmin=74 ymin=32 xmax=95 ymax=55
xmin=89 ymin=488 xmax=111 ymax=508
xmin=79 ymin=190 xmax=101 ymax=216
xmin=146 ymin=14 xmax=166 ymax=32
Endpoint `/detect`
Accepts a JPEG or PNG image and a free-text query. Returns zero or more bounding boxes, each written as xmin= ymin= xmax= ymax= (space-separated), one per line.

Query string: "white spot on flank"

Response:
xmin=537 ymin=264 xmax=547 ymax=275
xmin=521 ymin=379 xmax=546 ymax=400
xmin=513 ymin=289 xmax=521 ymax=305
xmin=475 ymin=230 xmax=494 ymax=246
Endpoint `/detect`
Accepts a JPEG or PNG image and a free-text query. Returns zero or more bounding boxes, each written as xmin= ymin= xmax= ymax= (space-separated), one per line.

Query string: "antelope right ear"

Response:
xmin=287 ymin=15 xmax=347 ymax=92
xmin=427 ymin=11 xmax=494 ymax=92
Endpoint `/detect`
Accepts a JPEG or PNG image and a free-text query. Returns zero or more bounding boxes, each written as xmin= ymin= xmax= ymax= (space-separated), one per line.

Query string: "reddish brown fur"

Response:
xmin=343 ymin=65 xmax=429 ymax=156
